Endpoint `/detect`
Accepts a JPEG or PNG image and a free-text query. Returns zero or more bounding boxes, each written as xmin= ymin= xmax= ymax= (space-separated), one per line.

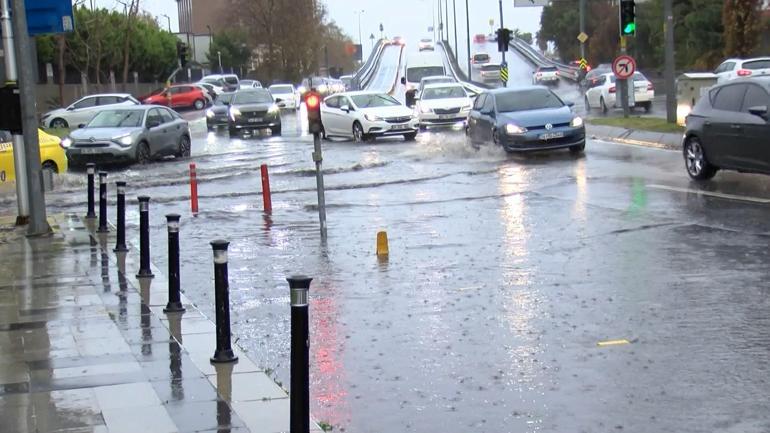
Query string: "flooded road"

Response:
xmin=19 ymin=108 xmax=770 ymax=433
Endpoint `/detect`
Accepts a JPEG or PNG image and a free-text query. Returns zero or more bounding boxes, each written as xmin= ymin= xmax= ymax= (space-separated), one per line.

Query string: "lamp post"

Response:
xmin=160 ymin=14 xmax=171 ymax=32
xmin=355 ymin=9 xmax=365 ymax=46
xmin=217 ymin=51 xmax=222 ymax=73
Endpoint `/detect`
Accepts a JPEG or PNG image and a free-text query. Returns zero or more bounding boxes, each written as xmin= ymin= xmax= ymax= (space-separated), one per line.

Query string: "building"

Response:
xmin=176 ymin=0 xmax=230 ymax=34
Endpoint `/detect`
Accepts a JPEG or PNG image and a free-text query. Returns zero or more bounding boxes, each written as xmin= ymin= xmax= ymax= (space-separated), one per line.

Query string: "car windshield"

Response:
xmin=351 ymin=93 xmax=401 ymax=108
xmin=422 ymin=86 xmax=467 ymax=100
xmin=233 ymin=91 xmax=272 ymax=104
xmin=424 ymin=78 xmax=453 ymax=87
xmin=202 ymin=78 xmax=223 ymax=86
xmin=495 ymin=89 xmax=564 ymax=112
xmin=474 ymin=54 xmax=490 ymax=62
xmin=407 ymin=66 xmax=445 ymax=83
xmin=87 ymin=110 xmax=144 ymax=127
xmin=539 ymin=67 xmax=558 ymax=72
xmin=269 ymin=85 xmax=294 ymax=94
xmin=215 ymin=94 xmax=234 ymax=105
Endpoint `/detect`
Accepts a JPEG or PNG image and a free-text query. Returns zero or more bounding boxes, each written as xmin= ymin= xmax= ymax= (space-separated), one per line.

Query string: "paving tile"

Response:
xmin=164 ymin=399 xmax=247 ymax=432
xmin=93 ymin=382 xmax=162 ymax=410
xmin=151 ymin=376 xmax=220 ymax=405
xmin=139 ymin=353 xmax=207 ymax=383
xmin=207 ymin=371 xmax=287 ymax=402
xmin=48 ymin=361 xmax=142 ymax=380
xmin=31 ymin=388 xmax=105 ymax=432
xmin=187 ymin=349 xmax=261 ymax=377
xmin=76 ymin=336 xmax=132 ymax=357
xmin=129 ymin=340 xmax=184 ymax=362
xmin=232 ymin=399 xmax=291 ymax=433
xmin=101 ymin=404 xmax=176 ymax=433
xmin=0 ymin=361 xmax=30 ymax=385
xmin=0 ymin=400 xmax=33 ymax=432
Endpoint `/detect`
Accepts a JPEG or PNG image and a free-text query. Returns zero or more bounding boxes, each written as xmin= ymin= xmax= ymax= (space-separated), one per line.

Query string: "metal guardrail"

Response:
xmin=437 ymin=41 xmax=489 ymax=95
xmin=508 ymin=37 xmax=580 ymax=82
xmin=352 ymin=39 xmax=388 ymax=90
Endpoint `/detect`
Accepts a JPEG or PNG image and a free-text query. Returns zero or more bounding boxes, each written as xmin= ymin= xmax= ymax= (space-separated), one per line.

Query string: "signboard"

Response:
xmin=578 ymin=58 xmax=588 ymax=70
xmin=612 ymin=55 xmax=636 ymax=79
xmin=26 ymin=0 xmax=75 ymax=35
xmin=500 ymin=61 xmax=509 ymax=84
xmin=577 ymin=32 xmax=589 ymax=44
xmin=514 ymin=0 xmax=550 ymax=6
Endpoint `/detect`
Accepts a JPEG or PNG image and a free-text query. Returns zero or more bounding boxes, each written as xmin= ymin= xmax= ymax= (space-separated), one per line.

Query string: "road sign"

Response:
xmin=500 ymin=61 xmax=509 ymax=84
xmin=612 ymin=55 xmax=636 ymax=79
xmin=577 ymin=32 xmax=589 ymax=44
xmin=514 ymin=0 xmax=550 ymax=6
xmin=578 ymin=58 xmax=588 ymax=70
xmin=25 ymin=0 xmax=75 ymax=35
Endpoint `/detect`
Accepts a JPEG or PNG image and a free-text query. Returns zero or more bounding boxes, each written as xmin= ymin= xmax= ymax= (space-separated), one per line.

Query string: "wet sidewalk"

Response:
xmin=0 ymin=214 xmax=322 ymax=433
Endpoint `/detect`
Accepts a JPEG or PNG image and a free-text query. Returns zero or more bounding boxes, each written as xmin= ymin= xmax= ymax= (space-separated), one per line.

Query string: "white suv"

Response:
xmin=41 ymin=94 xmax=140 ymax=129
xmin=584 ymin=72 xmax=655 ymax=113
xmin=714 ymin=57 xmax=770 ymax=83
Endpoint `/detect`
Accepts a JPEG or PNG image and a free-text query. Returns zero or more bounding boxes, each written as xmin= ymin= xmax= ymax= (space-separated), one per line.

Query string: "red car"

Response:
xmin=474 ymin=34 xmax=486 ymax=44
xmin=143 ymin=85 xmax=208 ymax=110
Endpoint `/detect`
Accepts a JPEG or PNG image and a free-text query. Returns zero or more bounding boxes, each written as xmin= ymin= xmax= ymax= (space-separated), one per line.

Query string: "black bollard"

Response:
xmin=136 ymin=196 xmax=154 ymax=278
xmin=86 ymin=163 xmax=96 ymax=219
xmin=288 ymin=275 xmax=312 ymax=433
xmin=113 ymin=181 xmax=128 ymax=252
xmin=210 ymin=240 xmax=238 ymax=363
xmin=164 ymin=214 xmax=185 ymax=313
xmin=97 ymin=171 xmax=109 ymax=233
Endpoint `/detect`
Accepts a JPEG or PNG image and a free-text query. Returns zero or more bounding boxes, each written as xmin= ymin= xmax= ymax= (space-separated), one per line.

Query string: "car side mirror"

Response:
xmin=275 ymin=98 xmax=283 ymax=103
xmin=565 ymin=101 xmax=575 ymax=107
xmin=748 ymin=105 xmax=768 ymax=119
xmin=77 ymin=123 xmax=86 ymax=129
xmin=147 ymin=119 xmax=161 ymax=128
xmin=401 ymin=77 xmax=406 ymax=85
xmin=340 ymin=104 xmax=351 ymax=113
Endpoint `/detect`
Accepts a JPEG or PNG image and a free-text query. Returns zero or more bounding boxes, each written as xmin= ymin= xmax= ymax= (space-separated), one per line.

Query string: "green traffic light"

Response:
xmin=623 ymin=22 xmax=636 ymax=34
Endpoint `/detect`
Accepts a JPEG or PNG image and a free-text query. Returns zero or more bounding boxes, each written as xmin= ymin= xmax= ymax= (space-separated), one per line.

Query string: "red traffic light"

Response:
xmin=305 ymin=91 xmax=322 ymax=134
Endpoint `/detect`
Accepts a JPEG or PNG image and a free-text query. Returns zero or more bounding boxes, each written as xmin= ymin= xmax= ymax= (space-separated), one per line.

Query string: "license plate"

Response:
xmin=81 ymin=148 xmax=99 ymax=154
xmin=538 ymin=132 xmax=564 ymax=140
xmin=391 ymin=123 xmax=408 ymax=129
xmin=249 ymin=117 xmax=262 ymax=123
xmin=438 ymin=114 xmax=454 ymax=119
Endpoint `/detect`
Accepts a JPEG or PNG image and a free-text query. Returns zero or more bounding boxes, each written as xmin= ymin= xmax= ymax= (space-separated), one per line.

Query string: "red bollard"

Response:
xmin=190 ymin=163 xmax=199 ymax=215
xmin=260 ymin=164 xmax=272 ymax=213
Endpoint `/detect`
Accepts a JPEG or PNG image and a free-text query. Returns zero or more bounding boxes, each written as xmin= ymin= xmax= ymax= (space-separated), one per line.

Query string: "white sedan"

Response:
xmin=714 ymin=57 xmax=770 ymax=83
xmin=415 ymin=83 xmax=472 ymax=129
xmin=321 ymin=91 xmax=419 ymax=142
xmin=40 ymin=93 xmax=140 ymax=129
xmin=268 ymin=84 xmax=300 ymax=110
xmin=584 ymin=71 xmax=654 ymax=113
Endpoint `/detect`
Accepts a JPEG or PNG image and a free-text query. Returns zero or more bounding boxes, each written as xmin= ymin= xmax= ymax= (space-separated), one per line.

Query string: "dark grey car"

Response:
xmin=467 ymin=87 xmax=585 ymax=153
xmin=206 ymin=92 xmax=235 ymax=130
xmin=683 ymin=77 xmax=770 ymax=180
xmin=227 ymin=89 xmax=281 ymax=137
xmin=61 ymin=106 xmax=190 ymax=166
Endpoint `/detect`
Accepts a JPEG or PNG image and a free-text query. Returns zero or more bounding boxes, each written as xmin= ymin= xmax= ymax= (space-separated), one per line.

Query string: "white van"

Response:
xmin=400 ymin=52 xmax=446 ymax=106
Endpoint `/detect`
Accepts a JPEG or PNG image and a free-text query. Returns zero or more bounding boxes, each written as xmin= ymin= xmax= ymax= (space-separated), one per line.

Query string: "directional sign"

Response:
xmin=500 ymin=61 xmax=509 ymax=84
xmin=578 ymin=58 xmax=588 ymax=70
xmin=612 ymin=55 xmax=636 ymax=79
xmin=577 ymin=32 xmax=589 ymax=44
xmin=25 ymin=0 xmax=75 ymax=35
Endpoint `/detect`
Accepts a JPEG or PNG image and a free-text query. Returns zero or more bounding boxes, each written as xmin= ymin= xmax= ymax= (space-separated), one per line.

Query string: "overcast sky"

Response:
xmin=98 ymin=0 xmax=544 ymax=59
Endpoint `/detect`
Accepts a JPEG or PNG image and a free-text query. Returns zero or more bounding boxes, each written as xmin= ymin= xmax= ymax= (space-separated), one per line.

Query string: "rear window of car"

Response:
xmin=496 ymin=88 xmax=564 ymax=112
xmin=632 ymin=72 xmax=648 ymax=82
xmin=473 ymin=54 xmax=490 ymax=62
xmin=539 ymin=67 xmax=558 ymax=72
xmin=712 ymin=84 xmax=747 ymax=111
xmin=233 ymin=91 xmax=272 ymax=104
xmin=482 ymin=65 xmax=500 ymax=71
xmin=269 ymin=85 xmax=294 ymax=93
xmin=743 ymin=59 xmax=770 ymax=70
xmin=224 ymin=76 xmax=239 ymax=85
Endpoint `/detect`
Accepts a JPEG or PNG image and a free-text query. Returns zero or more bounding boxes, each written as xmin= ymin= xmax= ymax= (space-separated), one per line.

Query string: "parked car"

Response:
xmin=471 ymin=53 xmax=491 ymax=69
xmin=415 ymin=83 xmax=472 ymax=129
xmin=268 ymin=84 xmax=300 ymax=110
xmin=239 ymin=79 xmax=263 ymax=89
xmin=533 ymin=66 xmax=560 ymax=85
xmin=480 ymin=64 xmax=502 ymax=82
xmin=0 ymin=129 xmax=67 ymax=182
xmin=201 ymin=74 xmax=240 ymax=92
xmin=41 ymin=93 xmax=140 ymax=129
xmin=682 ymin=77 xmax=770 ymax=180
xmin=321 ymin=91 xmax=418 ymax=142
xmin=474 ymin=34 xmax=486 ymax=44
xmin=419 ymin=38 xmax=435 ymax=51
xmin=467 ymin=86 xmax=585 ymax=153
xmin=196 ymin=82 xmax=221 ymax=100
xmin=227 ymin=89 xmax=281 ymax=137
xmin=142 ymin=85 xmax=209 ymax=110
xmin=206 ymin=92 xmax=235 ymax=130
xmin=60 ymin=106 xmax=190 ymax=166
xmin=584 ymin=71 xmax=654 ymax=113
xmin=714 ymin=57 xmax=770 ymax=84
xmin=582 ymin=65 xmax=611 ymax=88
xmin=416 ymin=75 xmax=456 ymax=99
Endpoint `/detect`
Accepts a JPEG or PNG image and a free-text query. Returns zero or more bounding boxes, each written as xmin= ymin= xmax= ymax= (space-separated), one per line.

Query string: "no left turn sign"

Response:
xmin=612 ymin=55 xmax=636 ymax=79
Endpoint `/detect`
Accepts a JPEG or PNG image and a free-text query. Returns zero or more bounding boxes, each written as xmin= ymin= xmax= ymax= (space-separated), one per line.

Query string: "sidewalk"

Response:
xmin=587 ymin=123 xmax=683 ymax=150
xmin=0 ymin=214 xmax=322 ymax=433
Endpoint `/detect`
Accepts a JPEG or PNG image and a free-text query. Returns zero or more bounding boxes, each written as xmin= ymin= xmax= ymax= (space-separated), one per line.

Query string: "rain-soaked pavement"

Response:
xmin=7 ymin=105 xmax=768 ymax=432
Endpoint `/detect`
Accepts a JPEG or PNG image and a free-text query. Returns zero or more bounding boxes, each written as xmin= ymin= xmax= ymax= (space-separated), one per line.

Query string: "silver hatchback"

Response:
xmin=61 ymin=106 xmax=191 ymax=166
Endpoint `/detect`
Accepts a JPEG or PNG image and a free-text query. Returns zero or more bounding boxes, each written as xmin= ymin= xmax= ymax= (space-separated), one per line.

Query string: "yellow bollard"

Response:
xmin=376 ymin=231 xmax=389 ymax=256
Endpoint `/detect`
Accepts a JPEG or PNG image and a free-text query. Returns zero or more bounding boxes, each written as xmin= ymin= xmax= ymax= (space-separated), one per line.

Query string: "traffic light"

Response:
xmin=306 ymin=91 xmax=322 ymax=134
xmin=619 ymin=0 xmax=636 ymax=36
xmin=176 ymin=41 xmax=189 ymax=68
xmin=496 ymin=28 xmax=511 ymax=52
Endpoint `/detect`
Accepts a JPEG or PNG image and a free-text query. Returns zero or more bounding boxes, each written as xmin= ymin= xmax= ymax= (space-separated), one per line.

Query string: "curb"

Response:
xmin=586 ymin=123 xmax=682 ymax=151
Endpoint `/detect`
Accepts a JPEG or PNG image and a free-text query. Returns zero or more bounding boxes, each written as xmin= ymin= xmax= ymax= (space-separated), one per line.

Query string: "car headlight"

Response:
xmin=318 ymin=84 xmax=329 ymax=93
xmin=298 ymin=86 xmax=307 ymax=94
xmin=571 ymin=116 xmax=584 ymax=127
xmin=364 ymin=113 xmax=382 ymax=122
xmin=268 ymin=104 xmax=280 ymax=114
xmin=60 ymin=137 xmax=72 ymax=149
xmin=112 ymin=134 xmax=133 ymax=146
xmin=505 ymin=123 xmax=527 ymax=135
xmin=206 ymin=109 xmax=215 ymax=118
xmin=229 ymin=107 xmax=241 ymax=120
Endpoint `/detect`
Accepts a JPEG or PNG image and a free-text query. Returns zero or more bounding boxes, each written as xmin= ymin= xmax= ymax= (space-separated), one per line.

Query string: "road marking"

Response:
xmin=647 ymin=184 xmax=770 ymax=204
xmin=597 ymin=339 xmax=630 ymax=347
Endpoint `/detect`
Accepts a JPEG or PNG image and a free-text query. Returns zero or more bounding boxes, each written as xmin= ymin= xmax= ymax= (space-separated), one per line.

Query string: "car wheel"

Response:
xmin=584 ymin=96 xmax=591 ymax=111
xmin=271 ymin=126 xmax=282 ymax=136
xmin=569 ymin=142 xmax=586 ymax=154
xmin=228 ymin=126 xmax=238 ymax=138
xmin=135 ymin=141 xmax=151 ymax=165
xmin=684 ymin=136 xmax=717 ymax=180
xmin=41 ymin=160 xmax=58 ymax=174
xmin=353 ymin=121 xmax=366 ymax=143
xmin=193 ymin=99 xmax=205 ymax=110
xmin=50 ymin=118 xmax=68 ymax=129
xmin=177 ymin=135 xmax=191 ymax=158
xmin=600 ymin=97 xmax=608 ymax=114
xmin=492 ymin=128 xmax=500 ymax=145
xmin=403 ymin=132 xmax=417 ymax=141
xmin=644 ymin=102 xmax=652 ymax=113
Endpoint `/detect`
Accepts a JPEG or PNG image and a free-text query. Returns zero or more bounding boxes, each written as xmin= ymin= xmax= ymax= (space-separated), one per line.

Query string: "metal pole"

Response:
xmin=357 ymin=10 xmax=363 ymax=46
xmin=97 ymin=171 xmax=109 ymax=233
xmin=620 ymin=36 xmax=630 ymax=118
xmin=287 ymin=275 xmax=312 ymax=433
xmin=11 ymin=0 xmax=49 ymax=234
xmin=164 ymin=214 xmax=185 ymax=313
xmin=86 ymin=163 xmax=96 ymax=219
xmin=579 ymin=0 xmax=586 ymax=61
xmin=465 ymin=0 xmax=471 ymax=77
xmin=444 ymin=0 xmax=449 ymax=43
xmin=452 ymin=0 xmax=457 ymax=55
xmin=1 ymin=0 xmax=29 ymax=225
xmin=218 ymin=51 xmax=222 ymax=73
xmin=438 ymin=0 xmax=443 ymax=40
xmin=664 ymin=0 xmax=676 ymax=123
xmin=136 ymin=196 xmax=154 ymax=278
xmin=498 ymin=0 xmax=505 ymax=65
xmin=114 ymin=181 xmax=128 ymax=252
xmin=312 ymin=133 xmax=327 ymax=239
xmin=210 ymin=240 xmax=238 ymax=363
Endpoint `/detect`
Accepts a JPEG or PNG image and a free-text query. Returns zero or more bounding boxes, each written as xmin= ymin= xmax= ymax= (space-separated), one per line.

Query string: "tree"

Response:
xmin=723 ymin=0 xmax=762 ymax=57
xmin=206 ymin=30 xmax=252 ymax=73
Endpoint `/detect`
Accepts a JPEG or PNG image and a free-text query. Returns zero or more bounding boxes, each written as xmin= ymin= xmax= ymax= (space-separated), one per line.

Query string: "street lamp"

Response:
xmin=206 ymin=24 xmax=213 ymax=45
xmin=217 ymin=50 xmax=222 ymax=73
xmin=354 ymin=9 xmax=365 ymax=46
xmin=160 ymin=14 xmax=172 ymax=32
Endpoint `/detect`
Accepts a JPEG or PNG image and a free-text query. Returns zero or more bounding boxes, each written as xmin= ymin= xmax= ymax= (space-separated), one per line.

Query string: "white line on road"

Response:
xmin=647 ymin=184 xmax=770 ymax=204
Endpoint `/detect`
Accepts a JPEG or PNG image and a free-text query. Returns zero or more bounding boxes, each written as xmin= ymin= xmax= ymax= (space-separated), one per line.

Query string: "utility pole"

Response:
xmin=444 ymin=0 xmax=449 ymax=43
xmin=438 ymin=0 xmax=443 ymax=41
xmin=499 ymin=0 xmax=505 ymax=65
xmin=465 ymin=0 xmax=471 ymax=76
xmin=452 ymin=0 xmax=457 ymax=55
xmin=1 ymin=0 xmax=29 ymax=225
xmin=619 ymin=36 xmax=630 ymax=118
xmin=579 ymin=0 xmax=585 ymax=61
xmin=663 ymin=0 xmax=676 ymax=123
xmin=11 ymin=0 xmax=50 ymax=235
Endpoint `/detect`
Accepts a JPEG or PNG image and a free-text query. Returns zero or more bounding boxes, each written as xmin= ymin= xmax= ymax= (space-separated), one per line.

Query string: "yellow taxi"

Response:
xmin=0 ymin=129 xmax=68 ymax=183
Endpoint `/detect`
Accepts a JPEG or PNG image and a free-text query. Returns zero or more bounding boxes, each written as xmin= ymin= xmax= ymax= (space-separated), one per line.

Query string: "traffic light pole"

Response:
xmin=619 ymin=37 xmax=630 ymax=118
xmin=498 ymin=0 xmax=505 ymax=66
xmin=579 ymin=0 xmax=586 ymax=61
xmin=663 ymin=0 xmax=676 ymax=123
xmin=312 ymin=132 xmax=327 ymax=240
